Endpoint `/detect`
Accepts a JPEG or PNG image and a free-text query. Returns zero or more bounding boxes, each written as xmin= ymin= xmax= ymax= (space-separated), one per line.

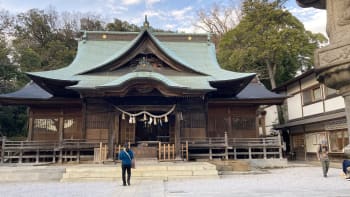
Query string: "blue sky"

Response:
xmin=0 ymin=0 xmax=326 ymax=36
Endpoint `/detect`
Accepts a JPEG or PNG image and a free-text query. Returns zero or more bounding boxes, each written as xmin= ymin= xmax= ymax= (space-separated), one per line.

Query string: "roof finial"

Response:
xmin=143 ymin=15 xmax=150 ymax=29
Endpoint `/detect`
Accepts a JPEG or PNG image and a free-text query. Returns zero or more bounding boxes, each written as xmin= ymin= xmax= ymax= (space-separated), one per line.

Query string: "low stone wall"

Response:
xmin=248 ymin=159 xmax=288 ymax=168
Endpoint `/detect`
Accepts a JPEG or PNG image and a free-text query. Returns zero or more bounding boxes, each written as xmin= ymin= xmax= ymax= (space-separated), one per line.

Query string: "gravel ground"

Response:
xmin=0 ymin=166 xmax=348 ymax=197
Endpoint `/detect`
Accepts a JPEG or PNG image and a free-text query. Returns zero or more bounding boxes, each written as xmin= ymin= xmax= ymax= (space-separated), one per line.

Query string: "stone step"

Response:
xmin=0 ymin=166 xmax=65 ymax=182
xmin=61 ymin=162 xmax=219 ymax=182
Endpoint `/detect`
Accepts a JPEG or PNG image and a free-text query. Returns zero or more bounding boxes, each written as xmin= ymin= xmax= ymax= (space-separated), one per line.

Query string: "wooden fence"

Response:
xmin=0 ymin=134 xmax=283 ymax=164
xmin=0 ymin=137 xmax=100 ymax=164
xmin=181 ymin=134 xmax=282 ymax=160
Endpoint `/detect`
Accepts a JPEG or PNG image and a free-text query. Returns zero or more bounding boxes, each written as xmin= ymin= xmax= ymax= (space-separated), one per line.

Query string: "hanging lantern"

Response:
xmin=164 ymin=115 xmax=168 ymax=123
xmin=154 ymin=118 xmax=157 ymax=125
xmin=143 ymin=113 xmax=147 ymax=121
xmin=149 ymin=117 xmax=153 ymax=124
xmin=132 ymin=116 xmax=136 ymax=124
xmin=129 ymin=116 xmax=132 ymax=124
xmin=122 ymin=113 xmax=125 ymax=120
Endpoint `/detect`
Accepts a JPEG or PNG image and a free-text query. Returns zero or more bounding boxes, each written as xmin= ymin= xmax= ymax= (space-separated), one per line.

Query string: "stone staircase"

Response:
xmin=61 ymin=161 xmax=219 ymax=182
xmin=0 ymin=166 xmax=65 ymax=182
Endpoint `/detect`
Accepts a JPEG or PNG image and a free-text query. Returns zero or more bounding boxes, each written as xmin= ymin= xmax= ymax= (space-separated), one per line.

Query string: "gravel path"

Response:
xmin=0 ymin=166 xmax=348 ymax=197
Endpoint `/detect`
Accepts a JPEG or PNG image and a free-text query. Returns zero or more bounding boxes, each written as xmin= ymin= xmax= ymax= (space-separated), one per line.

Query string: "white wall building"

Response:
xmin=273 ymin=69 xmax=349 ymax=161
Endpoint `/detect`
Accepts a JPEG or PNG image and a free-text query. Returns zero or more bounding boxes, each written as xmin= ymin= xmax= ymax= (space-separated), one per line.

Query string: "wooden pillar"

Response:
xmin=81 ymin=99 xmax=87 ymax=139
xmin=108 ymin=111 xmax=115 ymax=159
xmin=204 ymin=98 xmax=209 ymax=137
xmin=233 ymin=147 xmax=237 ymax=160
xmin=174 ymin=111 xmax=182 ymax=160
xmin=248 ymin=147 xmax=252 ymax=159
xmin=209 ymin=138 xmax=212 ymax=160
xmin=58 ymin=112 xmax=64 ymax=164
xmin=263 ymin=138 xmax=267 ymax=159
xmin=227 ymin=108 xmax=232 ymax=137
xmin=27 ymin=109 xmax=34 ymax=141
xmin=19 ymin=141 xmax=23 ymax=164
xmin=1 ymin=136 xmax=6 ymax=164
xmin=278 ymin=133 xmax=283 ymax=159
xmin=224 ymin=132 xmax=228 ymax=160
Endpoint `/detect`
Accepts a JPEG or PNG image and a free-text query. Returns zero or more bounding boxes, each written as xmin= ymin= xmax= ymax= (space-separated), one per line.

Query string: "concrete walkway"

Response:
xmin=0 ymin=165 xmax=348 ymax=197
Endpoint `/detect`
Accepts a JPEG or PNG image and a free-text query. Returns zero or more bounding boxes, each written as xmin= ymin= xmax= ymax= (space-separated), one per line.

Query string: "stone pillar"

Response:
xmin=297 ymin=0 xmax=350 ymax=157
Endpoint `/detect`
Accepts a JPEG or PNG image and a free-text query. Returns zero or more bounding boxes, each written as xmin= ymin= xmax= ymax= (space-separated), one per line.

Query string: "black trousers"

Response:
xmin=122 ymin=164 xmax=131 ymax=185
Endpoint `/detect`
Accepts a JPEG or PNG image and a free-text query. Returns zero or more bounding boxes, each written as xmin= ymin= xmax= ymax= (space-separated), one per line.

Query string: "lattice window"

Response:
xmin=33 ymin=118 xmax=59 ymax=132
xmin=182 ymin=112 xmax=205 ymax=128
xmin=302 ymin=86 xmax=322 ymax=105
xmin=232 ymin=117 xmax=256 ymax=130
xmin=87 ymin=114 xmax=109 ymax=129
xmin=292 ymin=134 xmax=304 ymax=149
xmin=63 ymin=118 xmax=82 ymax=139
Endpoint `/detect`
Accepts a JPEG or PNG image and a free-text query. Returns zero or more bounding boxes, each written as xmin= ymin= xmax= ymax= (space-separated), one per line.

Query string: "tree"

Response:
xmin=195 ymin=1 xmax=242 ymax=46
xmin=13 ymin=9 xmax=78 ymax=72
xmin=218 ymin=0 xmax=327 ymax=89
xmin=106 ymin=18 xmax=141 ymax=32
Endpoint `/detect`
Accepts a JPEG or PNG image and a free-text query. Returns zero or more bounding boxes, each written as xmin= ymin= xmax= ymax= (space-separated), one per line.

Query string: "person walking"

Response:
xmin=316 ymin=140 xmax=329 ymax=178
xmin=342 ymin=159 xmax=350 ymax=180
xmin=118 ymin=143 xmax=134 ymax=186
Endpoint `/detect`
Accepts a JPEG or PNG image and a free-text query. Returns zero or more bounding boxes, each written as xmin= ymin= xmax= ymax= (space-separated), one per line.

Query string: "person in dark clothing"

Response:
xmin=118 ymin=143 xmax=134 ymax=186
xmin=342 ymin=159 xmax=350 ymax=180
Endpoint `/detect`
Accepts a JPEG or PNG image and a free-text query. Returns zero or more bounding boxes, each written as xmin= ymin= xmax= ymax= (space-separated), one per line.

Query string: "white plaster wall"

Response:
xmin=264 ymin=105 xmax=279 ymax=135
xmin=303 ymin=102 xmax=324 ymax=116
xmin=325 ymin=96 xmax=345 ymax=112
xmin=287 ymin=94 xmax=303 ymax=120
xmin=300 ymin=73 xmax=318 ymax=89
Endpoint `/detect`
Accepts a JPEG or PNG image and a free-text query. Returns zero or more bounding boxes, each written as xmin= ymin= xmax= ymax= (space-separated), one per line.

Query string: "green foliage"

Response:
xmin=106 ymin=19 xmax=141 ymax=32
xmin=0 ymin=105 xmax=27 ymax=137
xmin=13 ymin=9 xmax=78 ymax=72
xmin=218 ymin=0 xmax=327 ymax=89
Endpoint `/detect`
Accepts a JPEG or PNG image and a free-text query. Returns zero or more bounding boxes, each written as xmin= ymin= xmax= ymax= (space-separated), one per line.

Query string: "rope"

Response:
xmin=113 ymin=105 xmax=176 ymax=118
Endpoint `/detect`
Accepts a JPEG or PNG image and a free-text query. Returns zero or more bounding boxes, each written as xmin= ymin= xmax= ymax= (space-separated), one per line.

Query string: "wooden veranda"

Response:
xmin=0 ymin=135 xmax=283 ymax=164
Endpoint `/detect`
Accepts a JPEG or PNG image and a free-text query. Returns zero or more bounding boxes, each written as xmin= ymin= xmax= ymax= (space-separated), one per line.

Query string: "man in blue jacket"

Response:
xmin=118 ymin=143 xmax=134 ymax=186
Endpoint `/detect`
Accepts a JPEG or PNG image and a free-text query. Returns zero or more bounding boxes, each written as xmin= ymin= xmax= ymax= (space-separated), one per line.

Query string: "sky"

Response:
xmin=0 ymin=0 xmax=327 ymax=36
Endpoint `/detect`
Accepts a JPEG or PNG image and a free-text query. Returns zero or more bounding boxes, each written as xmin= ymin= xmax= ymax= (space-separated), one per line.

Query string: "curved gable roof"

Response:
xmin=25 ymin=29 xmax=255 ymax=96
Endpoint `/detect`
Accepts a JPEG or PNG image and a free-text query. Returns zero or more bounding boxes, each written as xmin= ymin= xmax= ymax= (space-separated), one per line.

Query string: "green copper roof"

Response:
xmin=27 ymin=29 xmax=255 ymax=93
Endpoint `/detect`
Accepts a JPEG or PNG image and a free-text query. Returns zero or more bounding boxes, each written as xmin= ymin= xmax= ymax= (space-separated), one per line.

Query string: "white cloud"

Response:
xmin=145 ymin=0 xmax=161 ymax=6
xmin=106 ymin=0 xmax=128 ymax=14
xmin=170 ymin=6 xmax=193 ymax=20
xmin=288 ymin=7 xmax=327 ymax=37
xmin=121 ymin=0 xmax=142 ymax=5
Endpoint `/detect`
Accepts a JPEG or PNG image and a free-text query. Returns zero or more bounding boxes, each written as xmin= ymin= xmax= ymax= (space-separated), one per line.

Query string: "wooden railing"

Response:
xmin=158 ymin=142 xmax=175 ymax=161
xmin=181 ymin=134 xmax=283 ymax=160
xmin=0 ymin=137 xmax=101 ymax=164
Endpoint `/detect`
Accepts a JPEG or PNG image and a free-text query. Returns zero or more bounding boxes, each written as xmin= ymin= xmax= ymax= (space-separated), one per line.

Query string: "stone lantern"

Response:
xmin=297 ymin=0 xmax=350 ymax=157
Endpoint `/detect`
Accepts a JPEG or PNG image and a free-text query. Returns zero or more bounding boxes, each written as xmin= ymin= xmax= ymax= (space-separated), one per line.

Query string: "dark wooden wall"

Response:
xmin=208 ymin=104 xmax=259 ymax=138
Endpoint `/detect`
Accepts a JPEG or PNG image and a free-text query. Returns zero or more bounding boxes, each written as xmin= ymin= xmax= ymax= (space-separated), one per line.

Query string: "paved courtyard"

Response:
xmin=0 ymin=166 xmax=348 ymax=197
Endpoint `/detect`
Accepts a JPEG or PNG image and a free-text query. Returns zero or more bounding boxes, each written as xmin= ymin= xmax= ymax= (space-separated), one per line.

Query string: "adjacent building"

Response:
xmin=274 ymin=69 xmax=349 ymax=161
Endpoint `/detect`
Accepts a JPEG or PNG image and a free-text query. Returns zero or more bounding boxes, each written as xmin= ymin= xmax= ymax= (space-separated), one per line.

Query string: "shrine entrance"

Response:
xmin=135 ymin=114 xmax=170 ymax=143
